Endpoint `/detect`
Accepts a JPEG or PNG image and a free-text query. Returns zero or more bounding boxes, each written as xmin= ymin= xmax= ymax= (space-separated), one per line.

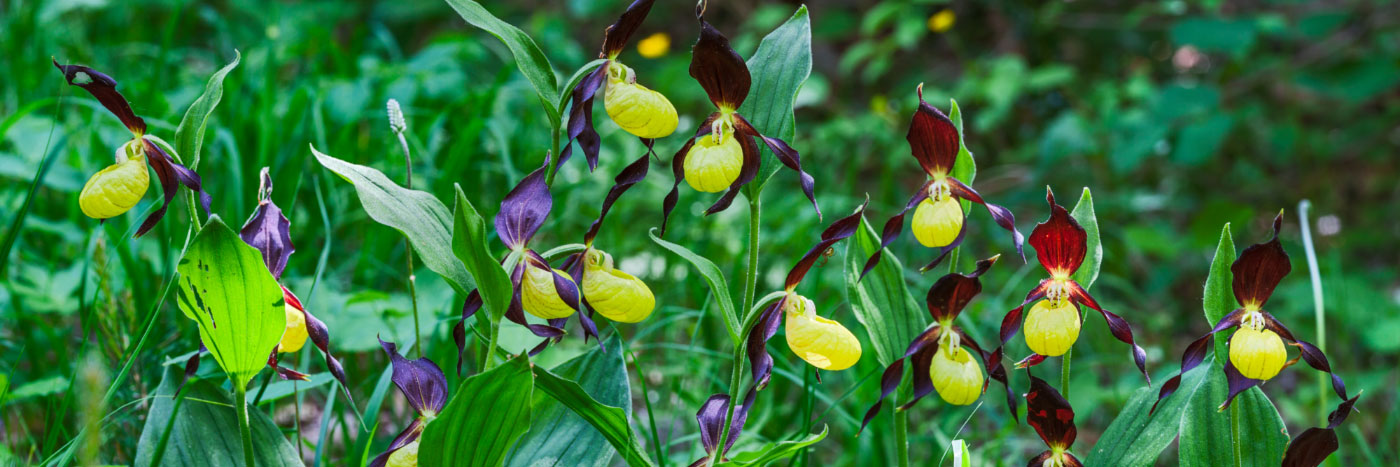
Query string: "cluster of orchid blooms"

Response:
xmin=55 ymin=0 xmax=1361 ymax=465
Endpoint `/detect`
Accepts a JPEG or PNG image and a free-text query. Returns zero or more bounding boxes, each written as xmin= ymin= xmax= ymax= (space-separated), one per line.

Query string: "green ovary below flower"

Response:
xmin=1230 ymin=324 xmax=1286 ymax=380
xmin=278 ymin=302 xmax=308 ymax=353
xmin=911 ymin=192 xmax=962 ymax=247
xmin=385 ymin=439 xmax=419 ymax=467
xmin=683 ymin=129 xmax=743 ymax=193
xmin=1023 ymin=299 xmax=1082 ymax=357
xmin=522 ymin=265 xmax=578 ymax=319
xmin=582 ymin=249 xmax=655 ymax=323
xmin=784 ymin=295 xmax=861 ymax=371
xmin=603 ymin=62 xmax=677 ymax=139
xmin=79 ymin=145 xmax=148 ymax=219
xmin=930 ymin=344 xmax=984 ymax=405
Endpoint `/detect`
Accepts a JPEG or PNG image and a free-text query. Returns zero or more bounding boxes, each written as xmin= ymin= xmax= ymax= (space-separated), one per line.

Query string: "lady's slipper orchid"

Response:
xmin=561 ymin=0 xmax=677 ymax=172
xmin=861 ymin=256 xmax=1014 ymax=431
xmin=990 ymin=188 xmax=1149 ymax=385
xmin=54 ymin=60 xmax=211 ymax=237
xmin=369 ymin=339 xmax=448 ymax=467
xmin=1025 ymin=375 xmax=1084 ymax=467
xmin=688 ymin=390 xmax=754 ymax=467
xmin=658 ymin=3 xmax=820 ymax=234
xmin=1152 ymin=213 xmax=1349 ymax=412
xmin=861 ymin=85 xmax=1022 ymax=276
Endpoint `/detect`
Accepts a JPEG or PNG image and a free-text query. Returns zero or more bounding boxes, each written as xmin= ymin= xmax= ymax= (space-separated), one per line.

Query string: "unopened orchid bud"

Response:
xmin=522 ymin=264 xmax=578 ymax=319
xmin=604 ymin=62 xmax=678 ymax=139
xmin=582 ymin=250 xmax=655 ymax=323
xmin=911 ymin=195 xmax=962 ymax=247
xmin=784 ymin=295 xmax=862 ymax=371
xmin=1024 ymin=299 xmax=1082 ymax=357
xmin=930 ymin=344 xmax=984 ymax=405
xmin=278 ymin=301 xmax=309 ymax=354
xmin=1230 ymin=326 xmax=1286 ymax=380
xmin=683 ymin=129 xmax=743 ymax=193
xmin=385 ymin=439 xmax=420 ymax=467
xmin=79 ymin=144 xmax=148 ymax=219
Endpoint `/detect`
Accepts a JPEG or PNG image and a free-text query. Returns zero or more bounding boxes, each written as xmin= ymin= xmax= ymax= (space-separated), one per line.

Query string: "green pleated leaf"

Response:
xmin=1179 ymin=360 xmax=1289 ymax=466
xmin=443 ymin=0 xmax=560 ymax=129
xmin=135 ymin=367 xmax=300 ymax=466
xmin=519 ymin=336 xmax=656 ymax=467
xmin=649 ymin=228 xmax=740 ymax=344
xmin=175 ymin=50 xmax=240 ymax=169
xmin=719 ymin=425 xmax=828 ymax=466
xmin=1203 ymin=224 xmax=1236 ymax=363
xmin=419 ymin=354 xmax=534 ymax=467
xmin=844 ymin=216 xmax=926 ymax=366
xmin=947 ymin=99 xmax=976 ymax=188
xmin=453 ymin=185 xmax=512 ymax=323
xmin=1084 ymin=356 xmax=1215 ymax=466
xmin=175 ymin=216 xmax=285 ymax=388
xmin=737 ymin=5 xmax=812 ymax=194
xmin=313 ymin=146 xmax=473 ymax=294
xmin=1069 ymin=187 xmax=1102 ymax=289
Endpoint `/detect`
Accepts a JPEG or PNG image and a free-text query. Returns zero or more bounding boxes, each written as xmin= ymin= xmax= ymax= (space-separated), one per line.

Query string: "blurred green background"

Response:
xmin=2 ymin=0 xmax=1397 ymax=464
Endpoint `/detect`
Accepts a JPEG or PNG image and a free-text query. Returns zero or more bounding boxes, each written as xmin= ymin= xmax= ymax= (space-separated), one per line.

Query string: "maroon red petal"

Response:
xmin=495 ymin=156 xmax=553 ymax=250
xmin=1261 ymin=314 xmax=1349 ymax=400
xmin=1026 ymin=374 xmax=1077 ymax=450
xmin=906 ymin=86 xmax=959 ymax=176
xmin=600 ymin=0 xmax=656 ymax=57
xmin=1028 ymin=188 xmax=1086 ymax=278
xmin=1281 ymin=394 xmax=1361 ymax=467
xmin=925 ymin=255 xmax=997 ymax=322
xmin=783 ymin=200 xmax=867 ymax=290
xmin=1231 ymin=212 xmax=1291 ymax=308
xmin=137 ymin=138 xmax=211 ymax=238
xmin=368 ymin=418 xmax=425 ymax=467
xmin=745 ymin=298 xmax=785 ymax=390
xmin=860 ymin=181 xmax=933 ymax=279
xmin=53 ymin=59 xmax=146 ymax=135
xmin=997 ymin=281 xmax=1050 ymax=345
xmin=733 ymin=114 xmax=821 ymax=219
xmin=285 ymin=287 xmax=352 ymax=403
xmin=946 ymin=177 xmax=1025 ymax=262
xmin=915 ymin=221 xmax=968 ymax=273
xmin=689 ymin=17 xmax=750 ymax=109
xmin=1066 ymin=281 xmax=1149 ymax=383
xmin=1220 ymin=358 xmax=1263 ymax=410
xmin=584 ymin=151 xmax=650 ymax=245
xmin=958 ymin=328 xmax=1015 ymax=422
xmin=378 ymin=338 xmax=448 ymax=416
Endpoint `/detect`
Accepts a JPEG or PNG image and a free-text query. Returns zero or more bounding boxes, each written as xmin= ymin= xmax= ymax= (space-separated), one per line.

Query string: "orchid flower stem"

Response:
xmin=1231 ymin=402 xmax=1242 ymax=467
xmin=235 ymin=384 xmax=255 ymax=467
xmin=711 ymin=196 xmax=763 ymax=467
xmin=1297 ymin=200 xmax=1327 ymax=425
xmin=894 ymin=408 xmax=910 ymax=467
xmin=1061 ymin=346 xmax=1073 ymax=399
xmin=546 ymin=126 xmax=561 ymax=186
xmin=407 ymin=244 xmax=422 ymax=359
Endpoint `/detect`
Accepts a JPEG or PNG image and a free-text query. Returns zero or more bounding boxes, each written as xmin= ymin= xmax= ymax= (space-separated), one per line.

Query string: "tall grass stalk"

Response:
xmin=1297 ymin=200 xmax=1327 ymax=425
xmin=388 ymin=99 xmax=424 ymax=358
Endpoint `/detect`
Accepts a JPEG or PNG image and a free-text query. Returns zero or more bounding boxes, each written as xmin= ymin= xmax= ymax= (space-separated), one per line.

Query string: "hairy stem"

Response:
xmin=235 ymin=384 xmax=255 ymax=467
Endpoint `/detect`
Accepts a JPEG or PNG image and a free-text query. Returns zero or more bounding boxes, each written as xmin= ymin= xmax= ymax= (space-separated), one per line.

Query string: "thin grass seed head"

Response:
xmin=387 ymin=98 xmax=407 ymax=134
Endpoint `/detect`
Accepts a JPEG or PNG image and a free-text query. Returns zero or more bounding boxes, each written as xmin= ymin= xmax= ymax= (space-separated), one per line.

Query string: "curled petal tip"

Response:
xmin=916 ymin=82 xmax=925 ymax=100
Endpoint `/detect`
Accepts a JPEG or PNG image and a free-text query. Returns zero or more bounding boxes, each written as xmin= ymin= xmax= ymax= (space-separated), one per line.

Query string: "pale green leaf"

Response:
xmin=175 ymin=50 xmax=240 ymax=169
xmin=443 ymin=0 xmax=560 ymax=129
xmin=1084 ymin=357 xmax=1215 ymax=466
xmin=1204 ymin=224 xmax=1235 ymax=363
xmin=135 ymin=367 xmax=300 ymax=466
xmin=176 ymin=216 xmax=285 ymax=387
xmin=524 ymin=337 xmax=656 ymax=467
xmin=419 ymin=355 xmax=534 ymax=466
xmin=649 ymin=228 xmax=740 ymax=344
xmin=1179 ymin=360 xmax=1289 ymax=466
xmin=720 ymin=425 xmax=828 ymax=466
xmin=737 ymin=6 xmax=812 ymax=194
xmin=1069 ymin=187 xmax=1101 ymax=289
xmin=845 ymin=216 xmax=926 ymax=366
xmin=453 ymin=185 xmax=512 ymax=323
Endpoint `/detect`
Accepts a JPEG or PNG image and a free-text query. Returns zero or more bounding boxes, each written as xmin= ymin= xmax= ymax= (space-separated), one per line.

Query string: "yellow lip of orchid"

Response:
xmin=682 ymin=122 xmax=743 ymax=193
xmin=603 ymin=61 xmax=678 ymax=139
xmin=783 ymin=294 xmax=862 ymax=371
xmin=581 ymin=249 xmax=656 ymax=323
xmin=1229 ymin=312 xmax=1287 ymax=380
xmin=930 ymin=331 xmax=985 ymax=405
xmin=385 ymin=438 xmax=420 ymax=467
xmin=521 ymin=263 xmax=579 ymax=320
xmin=277 ymin=301 xmax=310 ymax=354
xmin=911 ymin=192 xmax=962 ymax=248
xmin=79 ymin=140 xmax=149 ymax=219
xmin=1023 ymin=299 xmax=1082 ymax=357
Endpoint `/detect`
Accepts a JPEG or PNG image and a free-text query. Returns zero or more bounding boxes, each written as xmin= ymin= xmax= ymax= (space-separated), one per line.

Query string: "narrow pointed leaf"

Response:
xmin=135 ymin=367 xmax=300 ymax=466
xmin=524 ymin=337 xmax=656 ymax=467
xmin=1068 ymin=188 xmax=1101 ymax=289
xmin=736 ymin=6 xmax=812 ymax=193
xmin=1203 ymin=224 xmax=1235 ymax=364
xmin=1084 ymin=356 xmax=1214 ymax=465
xmin=844 ymin=216 xmax=926 ymax=366
xmin=418 ymin=355 xmax=534 ymax=466
xmin=453 ymin=184 xmax=513 ymax=323
xmin=719 ymin=425 xmax=828 ymax=466
xmin=175 ymin=50 xmax=240 ymax=169
xmin=648 ymin=228 xmax=740 ymax=344
xmin=947 ymin=99 xmax=976 ymax=212
xmin=1179 ymin=359 xmax=1289 ymax=466
xmin=443 ymin=0 xmax=560 ymax=128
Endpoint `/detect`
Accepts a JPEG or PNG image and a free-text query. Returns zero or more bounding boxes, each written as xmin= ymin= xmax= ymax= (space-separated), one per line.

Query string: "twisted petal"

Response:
xmin=1028 ymin=187 xmax=1084 ymax=277
xmin=734 ymin=114 xmax=820 ymax=218
xmin=1026 ymin=374 xmax=1077 ymax=451
xmin=1261 ymin=313 xmax=1349 ymax=400
xmin=240 ymin=169 xmax=294 ymax=279
xmin=1219 ymin=358 xmax=1264 ymax=410
xmin=287 ymin=287 xmax=352 ymax=402
xmin=585 ymin=151 xmax=650 ymax=245
xmin=379 ymin=338 xmax=448 ymax=416
xmin=700 ymin=125 xmax=760 ymax=216
xmin=1066 ymin=281 xmax=1149 ymax=383
xmin=495 ymin=156 xmax=553 ymax=250
xmin=947 ymin=177 xmax=1024 ymax=262
xmin=745 ymin=298 xmax=785 ymax=390
xmin=53 ymin=59 xmax=146 ymax=135
xmin=520 ymin=254 xmax=581 ymax=320
xmin=784 ymin=200 xmax=867 ymax=290
xmin=560 ymin=66 xmax=606 ymax=172
xmin=1281 ymin=394 xmax=1361 ymax=467
xmin=137 ymin=138 xmax=211 ymax=238
xmin=659 ymin=114 xmax=719 ymax=235
xmin=1150 ymin=308 xmax=1246 ymax=414
xmin=859 ymin=181 xmax=931 ymax=279
xmin=1231 ymin=212 xmax=1291 ymax=308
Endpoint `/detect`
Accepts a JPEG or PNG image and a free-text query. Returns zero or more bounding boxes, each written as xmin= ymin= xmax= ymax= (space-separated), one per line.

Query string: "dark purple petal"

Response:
xmin=745 ymin=299 xmax=785 ymax=390
xmin=702 ymin=127 xmax=760 ymax=216
xmin=240 ymin=170 xmax=294 ymax=279
xmin=860 ymin=181 xmax=932 ymax=279
xmin=136 ymin=139 xmax=211 ymax=238
xmin=1220 ymin=358 xmax=1264 ymax=410
xmin=925 ymin=255 xmax=997 ymax=322
xmin=379 ymin=338 xmax=449 ymax=415
xmin=600 ymin=0 xmax=656 ymax=56
xmin=895 ymin=345 xmax=938 ymax=411
xmin=907 ymin=85 xmax=959 ymax=176
xmin=1066 ymin=281 xmax=1149 ymax=384
xmin=368 ymin=419 xmax=424 ymax=467
xmin=784 ymin=200 xmax=867 ymax=289
xmin=734 ymin=114 xmax=820 ymax=219
xmin=1025 ymin=374 xmax=1077 ymax=450
xmin=504 ymin=286 xmax=566 ymax=339
xmin=695 ymin=387 xmax=755 ymax=458
xmin=689 ymin=17 xmax=750 ymax=109
xmin=585 ymin=151 xmax=650 ymax=245
xmin=267 ymin=350 xmax=311 ymax=381
xmin=859 ymin=358 xmax=906 ymax=435
xmin=454 ymin=290 xmax=484 ymax=375
xmin=53 ymin=59 xmax=146 ymax=135
xmin=1281 ymin=395 xmax=1361 ymax=467
xmin=1027 ymin=187 xmax=1084 ymax=277
xmin=1231 ymin=212 xmax=1291 ymax=308
xmin=559 ymin=67 xmax=607 ymax=172
xmin=563 ymin=253 xmax=603 ymax=348
xmin=946 ymin=176 xmax=1025 ymax=262
xmin=495 ymin=157 xmax=553 ymax=250
xmin=1290 ymin=338 xmax=1349 ymax=401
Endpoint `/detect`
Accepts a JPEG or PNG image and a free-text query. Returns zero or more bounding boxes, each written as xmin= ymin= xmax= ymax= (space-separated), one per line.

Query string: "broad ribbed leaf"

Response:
xmin=719 ymin=425 xmax=828 ymax=466
xmin=737 ymin=6 xmax=811 ymax=193
xmin=649 ymin=228 xmax=740 ymax=344
xmin=419 ymin=355 xmax=534 ymax=466
xmin=135 ymin=367 xmax=300 ymax=466
xmin=845 ymin=217 xmax=926 ymax=366
xmin=1203 ymin=224 xmax=1235 ymax=363
xmin=313 ymin=147 xmax=473 ymax=293
xmin=513 ymin=336 xmax=655 ymax=467
xmin=1069 ymin=187 xmax=1101 ymax=289
xmin=453 ymin=185 xmax=512 ymax=322
xmin=175 ymin=50 xmax=240 ymax=169
xmin=947 ymin=99 xmax=976 ymax=214
xmin=443 ymin=0 xmax=560 ymax=129
xmin=1084 ymin=357 xmax=1214 ymax=466
xmin=1179 ymin=360 xmax=1289 ymax=466
xmin=175 ymin=216 xmax=285 ymax=388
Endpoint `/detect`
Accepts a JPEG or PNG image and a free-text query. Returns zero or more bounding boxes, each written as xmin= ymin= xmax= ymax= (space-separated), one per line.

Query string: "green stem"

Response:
xmin=741 ymin=197 xmax=762 ymax=321
xmin=545 ymin=126 xmax=561 ymax=186
xmin=1061 ymin=346 xmax=1073 ymax=399
xmin=483 ymin=252 xmax=522 ymax=371
xmin=407 ymin=240 xmax=422 ymax=359
xmin=894 ymin=407 xmax=909 ymax=467
xmin=235 ymin=384 xmax=255 ymax=467
xmin=1231 ymin=402 xmax=1242 ymax=467
xmin=149 ymin=391 xmax=187 ymax=467
xmin=711 ymin=196 xmax=763 ymax=467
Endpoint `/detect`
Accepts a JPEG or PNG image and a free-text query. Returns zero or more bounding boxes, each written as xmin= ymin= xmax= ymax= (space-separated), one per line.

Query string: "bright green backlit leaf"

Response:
xmin=738 ymin=6 xmax=812 ymax=194
xmin=720 ymin=425 xmax=828 ymax=466
xmin=419 ymin=355 xmax=534 ymax=467
xmin=175 ymin=50 xmax=240 ymax=169
xmin=1069 ymin=187 xmax=1101 ymax=289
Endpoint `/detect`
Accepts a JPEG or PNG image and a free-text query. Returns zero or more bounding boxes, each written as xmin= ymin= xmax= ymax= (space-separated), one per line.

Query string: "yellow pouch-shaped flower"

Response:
xmin=1230 ymin=326 xmax=1286 ymax=380
xmin=604 ymin=62 xmax=678 ymax=139
xmin=930 ymin=345 xmax=984 ymax=405
xmin=784 ymin=295 xmax=861 ymax=371
xmin=79 ymin=151 xmax=148 ymax=219
xmin=683 ymin=130 xmax=743 ymax=193
xmin=278 ymin=301 xmax=309 ymax=354
xmin=911 ymin=195 xmax=962 ymax=247
xmin=386 ymin=439 xmax=420 ymax=467
xmin=522 ymin=265 xmax=578 ymax=319
xmin=1024 ymin=299 xmax=1082 ymax=357
xmin=582 ymin=250 xmax=655 ymax=323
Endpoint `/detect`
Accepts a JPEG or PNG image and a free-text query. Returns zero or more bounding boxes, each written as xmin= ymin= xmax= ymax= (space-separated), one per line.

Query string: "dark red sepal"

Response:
xmin=138 ymin=138 xmax=211 ymax=238
xmin=783 ymin=200 xmax=867 ymax=290
xmin=998 ymin=281 xmax=1050 ymax=345
xmin=561 ymin=252 xmax=603 ymax=349
xmin=733 ymin=114 xmax=821 ymax=219
xmin=1026 ymin=374 xmax=1078 ymax=451
xmin=1065 ymin=281 xmax=1149 ymax=383
xmin=1231 ymin=212 xmax=1291 ymax=308
xmin=689 ymin=17 xmax=750 ymax=109
xmin=1015 ymin=353 xmax=1048 ymax=369
xmin=1028 ymin=188 xmax=1085 ymax=278
xmin=53 ymin=59 xmax=146 ymax=135
xmin=585 ymin=151 xmax=650 ymax=245
xmin=1219 ymin=358 xmax=1264 ymax=410
xmin=1260 ymin=314 xmax=1349 ymax=400
xmin=1149 ymin=308 xmax=1246 ymax=414
xmin=859 ymin=180 xmax=932 ymax=279
xmin=495 ymin=156 xmax=553 ymax=250
xmin=907 ymin=87 xmax=959 ymax=176
xmin=925 ymin=256 xmax=997 ymax=322
xmin=859 ymin=356 xmax=907 ymax=435
xmin=240 ymin=169 xmax=294 ymax=279
xmin=600 ymin=0 xmax=655 ymax=57
xmin=946 ymin=177 xmax=1024 ymax=262
xmin=1281 ymin=394 xmax=1361 ymax=467
xmin=379 ymin=337 xmax=448 ymax=416
xmin=896 ymin=342 xmax=939 ymax=412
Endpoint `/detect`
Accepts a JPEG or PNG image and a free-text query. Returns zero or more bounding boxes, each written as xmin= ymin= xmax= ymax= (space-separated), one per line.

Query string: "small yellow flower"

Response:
xmin=911 ymin=186 xmax=962 ymax=247
xmin=784 ymin=295 xmax=862 ymax=370
xmin=582 ymin=249 xmax=655 ymax=323
xmin=385 ymin=439 xmax=419 ymax=467
xmin=1230 ymin=325 xmax=1286 ymax=380
xmin=930 ymin=344 xmax=983 ymax=405
xmin=79 ymin=142 xmax=148 ymax=219
xmin=522 ymin=265 xmax=578 ymax=319
xmin=604 ymin=62 xmax=678 ymax=139
xmin=928 ymin=9 xmax=956 ymax=33
xmin=636 ymin=32 xmax=670 ymax=59
xmin=1023 ymin=299 xmax=1082 ymax=357
xmin=278 ymin=301 xmax=309 ymax=353
xmin=683 ymin=126 xmax=743 ymax=193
